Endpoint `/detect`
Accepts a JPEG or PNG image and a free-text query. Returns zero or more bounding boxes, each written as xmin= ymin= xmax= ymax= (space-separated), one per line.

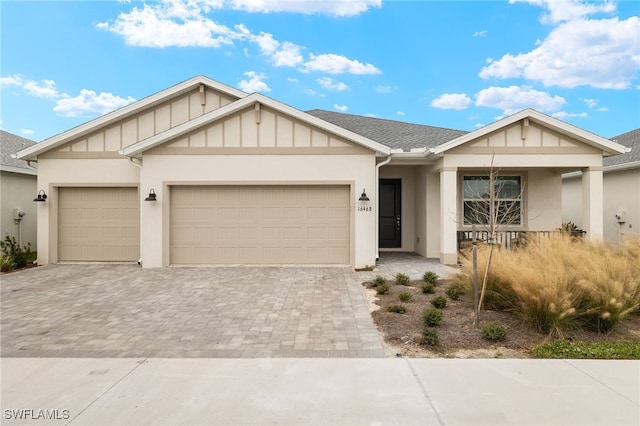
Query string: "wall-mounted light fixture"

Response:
xmin=33 ymin=190 xmax=48 ymax=202
xmin=144 ymin=189 xmax=157 ymax=202
xmin=358 ymin=189 xmax=370 ymax=201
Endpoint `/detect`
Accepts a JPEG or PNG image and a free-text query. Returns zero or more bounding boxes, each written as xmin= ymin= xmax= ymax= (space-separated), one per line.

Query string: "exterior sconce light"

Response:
xmin=358 ymin=189 xmax=370 ymax=201
xmin=144 ymin=189 xmax=157 ymax=202
xmin=33 ymin=190 xmax=48 ymax=202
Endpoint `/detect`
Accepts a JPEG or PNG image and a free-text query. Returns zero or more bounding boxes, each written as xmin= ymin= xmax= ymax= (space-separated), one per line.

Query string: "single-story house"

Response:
xmin=1 ymin=130 xmax=38 ymax=250
xmin=563 ymin=128 xmax=639 ymax=243
xmin=16 ymin=75 xmax=628 ymax=268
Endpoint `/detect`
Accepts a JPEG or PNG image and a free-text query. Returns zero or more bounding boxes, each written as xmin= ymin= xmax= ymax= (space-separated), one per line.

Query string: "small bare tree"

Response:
xmin=463 ymin=156 xmax=525 ymax=326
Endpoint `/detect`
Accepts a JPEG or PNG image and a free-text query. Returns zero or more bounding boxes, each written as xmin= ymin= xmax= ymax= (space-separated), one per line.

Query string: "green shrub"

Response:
xmin=421 ymin=282 xmax=435 ymax=294
xmin=373 ymin=275 xmax=388 ymax=286
xmin=532 ymin=339 xmax=640 ymax=359
xmin=423 ymin=327 xmax=439 ymax=346
xmin=375 ymin=282 xmax=389 ymax=295
xmin=481 ymin=322 xmax=507 ymax=341
xmin=423 ymin=271 xmax=439 ymax=285
xmin=386 ymin=304 xmax=406 ymax=314
xmin=445 ymin=285 xmax=461 ymax=300
xmin=0 ymin=254 xmax=14 ymax=272
xmin=395 ymin=272 xmax=410 ymax=286
xmin=422 ymin=307 xmax=444 ymax=327
xmin=0 ymin=236 xmax=34 ymax=269
xmin=398 ymin=291 xmax=413 ymax=303
xmin=431 ymin=296 xmax=447 ymax=309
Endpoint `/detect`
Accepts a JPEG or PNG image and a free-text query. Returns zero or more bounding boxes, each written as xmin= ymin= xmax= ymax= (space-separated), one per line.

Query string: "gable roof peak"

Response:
xmin=17 ymin=75 xmax=248 ymax=160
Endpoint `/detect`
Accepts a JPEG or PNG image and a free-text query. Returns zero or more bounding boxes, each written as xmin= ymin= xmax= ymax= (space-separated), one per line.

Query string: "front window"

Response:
xmin=463 ymin=175 xmax=522 ymax=226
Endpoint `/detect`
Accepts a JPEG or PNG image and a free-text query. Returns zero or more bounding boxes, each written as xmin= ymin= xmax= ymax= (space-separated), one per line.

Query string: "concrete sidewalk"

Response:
xmin=2 ymin=358 xmax=638 ymax=425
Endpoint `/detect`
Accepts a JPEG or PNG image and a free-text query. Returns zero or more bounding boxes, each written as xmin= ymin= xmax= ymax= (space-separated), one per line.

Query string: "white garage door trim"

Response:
xmin=58 ymin=187 xmax=140 ymax=262
xmin=169 ymin=184 xmax=351 ymax=265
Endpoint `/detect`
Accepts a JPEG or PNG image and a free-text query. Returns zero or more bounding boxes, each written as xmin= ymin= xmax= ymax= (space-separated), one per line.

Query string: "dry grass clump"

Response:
xmin=457 ymin=234 xmax=640 ymax=335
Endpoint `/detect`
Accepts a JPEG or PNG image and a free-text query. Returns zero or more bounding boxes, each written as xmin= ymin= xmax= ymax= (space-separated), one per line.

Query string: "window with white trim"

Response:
xmin=463 ymin=175 xmax=522 ymax=226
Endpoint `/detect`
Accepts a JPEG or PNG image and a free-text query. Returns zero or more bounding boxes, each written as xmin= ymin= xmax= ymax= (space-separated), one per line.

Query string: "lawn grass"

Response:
xmin=532 ymin=339 xmax=640 ymax=359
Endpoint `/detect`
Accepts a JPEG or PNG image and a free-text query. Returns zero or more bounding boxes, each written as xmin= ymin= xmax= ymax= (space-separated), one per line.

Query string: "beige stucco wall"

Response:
xmin=563 ymin=168 xmax=640 ymax=242
xmin=141 ymin=153 xmax=377 ymax=268
xmin=0 ymin=171 xmax=38 ymax=250
xmin=34 ymin=158 xmax=140 ymax=265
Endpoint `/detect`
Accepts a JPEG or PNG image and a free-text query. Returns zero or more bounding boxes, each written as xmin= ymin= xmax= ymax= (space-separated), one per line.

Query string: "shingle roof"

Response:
xmin=306 ymin=109 xmax=468 ymax=151
xmin=604 ymin=128 xmax=640 ymax=167
xmin=0 ymin=130 xmax=37 ymax=172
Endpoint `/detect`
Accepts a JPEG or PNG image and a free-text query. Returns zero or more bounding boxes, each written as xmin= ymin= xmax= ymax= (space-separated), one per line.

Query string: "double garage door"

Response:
xmin=170 ymin=185 xmax=350 ymax=264
xmin=58 ymin=185 xmax=350 ymax=264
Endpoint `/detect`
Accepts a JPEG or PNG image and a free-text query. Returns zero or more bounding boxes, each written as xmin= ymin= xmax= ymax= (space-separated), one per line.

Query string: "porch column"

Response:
xmin=440 ymin=167 xmax=458 ymax=264
xmin=581 ymin=166 xmax=604 ymax=240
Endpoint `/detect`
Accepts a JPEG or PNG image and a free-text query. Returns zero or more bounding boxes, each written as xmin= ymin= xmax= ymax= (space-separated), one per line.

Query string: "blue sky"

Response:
xmin=1 ymin=0 xmax=639 ymax=142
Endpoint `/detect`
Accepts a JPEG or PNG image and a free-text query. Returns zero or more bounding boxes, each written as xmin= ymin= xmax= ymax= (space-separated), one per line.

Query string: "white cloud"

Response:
xmin=0 ymin=75 xmax=24 ymax=87
xmin=365 ymin=113 xmax=377 ymax=118
xmin=304 ymin=88 xmax=325 ymax=97
xmin=20 ymin=128 xmax=34 ymax=136
xmin=272 ymin=42 xmax=304 ymax=67
xmin=551 ymin=111 xmax=588 ymax=120
xmin=473 ymin=30 xmax=488 ymax=37
xmin=430 ymin=93 xmax=472 ymax=110
xmin=475 ymin=85 xmax=566 ymax=115
xmin=583 ymin=98 xmax=598 ymax=108
xmin=53 ymin=90 xmax=136 ymax=117
xmin=98 ymin=2 xmax=381 ymax=76
xmin=1 ymin=74 xmax=61 ymax=99
xmin=376 ymin=85 xmax=398 ymax=94
xmin=511 ymin=0 xmax=617 ymax=25
xmin=396 ymin=111 xmax=405 ymax=116
xmin=253 ymin=31 xmax=279 ymax=55
xmin=2 ymin=73 xmax=136 ymax=117
xmin=304 ymin=54 xmax=381 ymax=75
xmin=333 ymin=104 xmax=348 ymax=112
xmin=316 ymin=77 xmax=349 ymax=91
xmin=238 ymin=71 xmax=271 ymax=92
xmin=97 ymin=1 xmax=242 ymax=48
xmin=229 ymin=0 xmax=381 ymax=16
xmin=481 ymin=2 xmax=640 ymax=89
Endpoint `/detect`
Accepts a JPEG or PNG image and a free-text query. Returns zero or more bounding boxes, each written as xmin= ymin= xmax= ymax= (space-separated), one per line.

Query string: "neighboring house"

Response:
xmin=563 ymin=128 xmax=639 ymax=244
xmin=16 ymin=76 xmax=628 ymax=268
xmin=1 ymin=130 xmax=38 ymax=250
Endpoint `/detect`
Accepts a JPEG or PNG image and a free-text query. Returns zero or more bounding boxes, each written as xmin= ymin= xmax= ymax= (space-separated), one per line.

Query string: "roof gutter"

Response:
xmin=375 ymin=155 xmax=392 ymax=260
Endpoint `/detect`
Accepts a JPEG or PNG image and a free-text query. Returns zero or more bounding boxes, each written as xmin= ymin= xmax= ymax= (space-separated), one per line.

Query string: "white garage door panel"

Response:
xmin=58 ymin=187 xmax=140 ymax=261
xmin=170 ymin=185 xmax=350 ymax=264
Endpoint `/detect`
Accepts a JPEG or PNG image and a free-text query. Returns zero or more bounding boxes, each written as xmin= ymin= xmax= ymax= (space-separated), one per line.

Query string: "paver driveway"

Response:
xmin=1 ymin=264 xmax=388 ymax=358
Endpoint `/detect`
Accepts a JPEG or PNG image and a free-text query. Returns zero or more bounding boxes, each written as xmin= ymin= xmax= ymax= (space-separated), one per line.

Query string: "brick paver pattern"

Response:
xmin=1 ymin=264 xmax=388 ymax=358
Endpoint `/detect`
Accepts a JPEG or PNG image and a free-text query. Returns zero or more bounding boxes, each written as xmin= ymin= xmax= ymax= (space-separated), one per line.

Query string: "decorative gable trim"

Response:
xmin=17 ymin=76 xmax=247 ymax=161
xmin=431 ymin=109 xmax=629 ymax=156
xmin=121 ymin=93 xmax=391 ymax=157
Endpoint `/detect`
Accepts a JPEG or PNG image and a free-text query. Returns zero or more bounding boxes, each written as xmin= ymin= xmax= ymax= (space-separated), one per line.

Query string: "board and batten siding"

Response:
xmin=41 ymin=87 xmax=238 ymax=156
xmin=149 ymin=105 xmax=363 ymax=153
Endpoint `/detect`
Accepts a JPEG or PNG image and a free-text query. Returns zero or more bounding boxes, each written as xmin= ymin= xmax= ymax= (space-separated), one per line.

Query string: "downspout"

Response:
xmin=375 ymin=155 xmax=392 ymax=260
xmin=126 ymin=156 xmax=143 ymax=266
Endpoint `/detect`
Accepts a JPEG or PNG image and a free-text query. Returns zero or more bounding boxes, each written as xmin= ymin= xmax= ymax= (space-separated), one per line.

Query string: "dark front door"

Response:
xmin=379 ymin=179 xmax=401 ymax=248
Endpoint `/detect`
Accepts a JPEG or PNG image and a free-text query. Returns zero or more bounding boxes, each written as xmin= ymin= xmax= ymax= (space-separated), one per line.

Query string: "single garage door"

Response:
xmin=170 ymin=185 xmax=350 ymax=264
xmin=58 ymin=187 xmax=140 ymax=261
